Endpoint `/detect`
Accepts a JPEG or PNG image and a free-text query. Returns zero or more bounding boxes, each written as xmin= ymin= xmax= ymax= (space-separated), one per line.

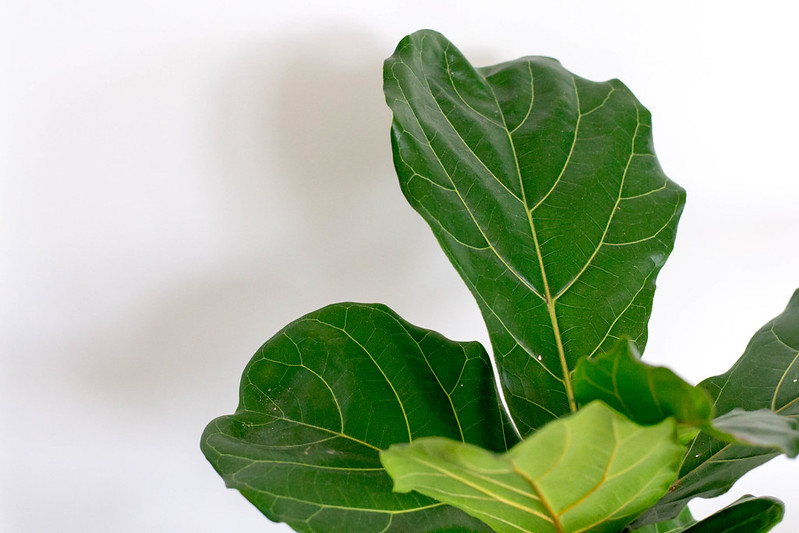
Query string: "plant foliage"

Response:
xmin=202 ymin=30 xmax=798 ymax=533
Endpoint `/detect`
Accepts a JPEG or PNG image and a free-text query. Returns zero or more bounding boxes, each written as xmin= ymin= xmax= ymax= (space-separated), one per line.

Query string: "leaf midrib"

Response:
xmin=479 ymin=59 xmax=576 ymax=413
xmin=446 ymin=54 xmax=635 ymax=413
xmin=404 ymin=453 xmax=553 ymax=530
xmin=393 ymin=38 xmax=646 ymax=421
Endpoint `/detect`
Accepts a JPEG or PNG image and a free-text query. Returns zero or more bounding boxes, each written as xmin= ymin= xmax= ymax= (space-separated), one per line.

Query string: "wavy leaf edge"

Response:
xmin=200 ymin=28 xmax=799 ymax=533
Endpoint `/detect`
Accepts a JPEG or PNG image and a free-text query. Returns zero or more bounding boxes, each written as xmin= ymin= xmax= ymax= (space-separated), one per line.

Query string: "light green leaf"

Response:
xmin=631 ymin=495 xmax=783 ymax=533
xmin=573 ymin=338 xmax=714 ymax=426
xmin=201 ymin=303 xmax=516 ymax=532
xmin=384 ymin=30 xmax=685 ymax=434
xmin=633 ymin=290 xmax=799 ymax=526
xmin=381 ymin=401 xmax=684 ymax=533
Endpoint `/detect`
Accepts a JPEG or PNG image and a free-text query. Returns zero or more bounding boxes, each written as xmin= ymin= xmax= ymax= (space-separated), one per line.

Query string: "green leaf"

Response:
xmin=573 ymin=338 xmax=799 ymax=456
xmin=630 ymin=495 xmax=783 ymax=533
xmin=384 ymin=30 xmax=685 ymax=434
xmin=708 ymin=408 xmax=799 ymax=456
xmin=633 ymin=290 xmax=799 ymax=526
xmin=681 ymin=495 xmax=784 ymax=533
xmin=629 ymin=506 xmax=694 ymax=533
xmin=381 ymin=401 xmax=684 ymax=533
xmin=201 ymin=303 xmax=516 ymax=532
xmin=573 ymin=338 xmax=714 ymax=426
xmin=685 ymin=495 xmax=785 ymax=533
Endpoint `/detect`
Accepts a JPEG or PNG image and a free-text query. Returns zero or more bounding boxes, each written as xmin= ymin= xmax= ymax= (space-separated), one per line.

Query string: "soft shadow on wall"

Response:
xmin=78 ymin=29 xmax=407 ymax=427
xmin=6 ymin=29 xmax=474 ymax=533
xmin=45 ymin=29 xmax=460 ymax=532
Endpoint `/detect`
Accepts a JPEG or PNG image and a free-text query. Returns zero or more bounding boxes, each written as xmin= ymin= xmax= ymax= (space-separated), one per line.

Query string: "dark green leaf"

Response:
xmin=573 ymin=338 xmax=799 ymax=457
xmin=629 ymin=506 xmax=694 ymax=533
xmin=685 ymin=495 xmax=785 ymax=533
xmin=631 ymin=495 xmax=783 ymax=533
xmin=633 ymin=290 xmax=799 ymax=526
xmin=381 ymin=401 xmax=684 ymax=533
xmin=683 ymin=495 xmax=784 ymax=533
xmin=573 ymin=338 xmax=714 ymax=426
xmin=201 ymin=303 xmax=516 ymax=532
xmin=709 ymin=408 xmax=799 ymax=457
xmin=384 ymin=29 xmax=685 ymax=434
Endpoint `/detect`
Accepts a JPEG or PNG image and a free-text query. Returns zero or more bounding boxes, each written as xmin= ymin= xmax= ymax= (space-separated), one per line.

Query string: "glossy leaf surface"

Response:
xmin=709 ymin=408 xmax=799 ymax=456
xmin=631 ymin=496 xmax=783 ymax=533
xmin=635 ymin=291 xmax=799 ymax=526
xmin=381 ymin=401 xmax=684 ymax=533
xmin=573 ymin=338 xmax=713 ymax=426
xmin=574 ymin=338 xmax=799 ymax=455
xmin=682 ymin=495 xmax=784 ymax=533
xmin=201 ymin=303 xmax=515 ymax=532
xmin=630 ymin=507 xmax=694 ymax=533
xmin=385 ymin=30 xmax=685 ymax=433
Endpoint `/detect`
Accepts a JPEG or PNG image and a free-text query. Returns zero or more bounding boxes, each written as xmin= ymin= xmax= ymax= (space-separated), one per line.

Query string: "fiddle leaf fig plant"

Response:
xmin=202 ymin=30 xmax=799 ymax=533
xmin=380 ymin=401 xmax=685 ymax=533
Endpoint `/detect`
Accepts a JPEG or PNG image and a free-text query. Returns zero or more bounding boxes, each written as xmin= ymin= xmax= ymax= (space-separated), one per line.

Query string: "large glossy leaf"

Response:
xmin=573 ymin=338 xmax=713 ymax=426
xmin=634 ymin=290 xmax=799 ymax=526
xmin=381 ymin=401 xmax=684 ymax=533
xmin=631 ymin=495 xmax=783 ymax=533
xmin=384 ymin=30 xmax=685 ymax=434
xmin=201 ymin=303 xmax=516 ymax=532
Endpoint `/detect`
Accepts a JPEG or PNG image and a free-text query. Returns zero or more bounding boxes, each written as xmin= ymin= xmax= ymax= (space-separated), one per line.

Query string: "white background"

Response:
xmin=2 ymin=1 xmax=797 ymax=531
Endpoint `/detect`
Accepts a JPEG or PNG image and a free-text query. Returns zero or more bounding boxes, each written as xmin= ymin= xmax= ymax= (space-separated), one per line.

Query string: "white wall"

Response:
xmin=2 ymin=1 xmax=797 ymax=531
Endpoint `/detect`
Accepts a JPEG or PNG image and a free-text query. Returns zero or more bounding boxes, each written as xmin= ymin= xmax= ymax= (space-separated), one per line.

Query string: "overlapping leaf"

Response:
xmin=198 ymin=27 xmax=799 ymax=533
xmin=384 ymin=30 xmax=685 ymax=434
xmin=680 ymin=495 xmax=784 ymax=533
xmin=573 ymin=338 xmax=713 ymax=426
xmin=632 ymin=496 xmax=783 ymax=533
xmin=574 ymin=337 xmax=799 ymax=453
xmin=201 ymin=303 xmax=516 ymax=532
xmin=381 ymin=401 xmax=684 ymax=533
xmin=633 ymin=291 xmax=799 ymax=526
xmin=709 ymin=408 xmax=799 ymax=456
xmin=631 ymin=507 xmax=694 ymax=533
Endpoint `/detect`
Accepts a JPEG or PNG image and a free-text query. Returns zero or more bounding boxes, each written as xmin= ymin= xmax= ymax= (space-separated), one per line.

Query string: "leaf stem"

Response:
xmin=548 ymin=299 xmax=576 ymax=412
xmin=529 ymin=218 xmax=576 ymax=412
